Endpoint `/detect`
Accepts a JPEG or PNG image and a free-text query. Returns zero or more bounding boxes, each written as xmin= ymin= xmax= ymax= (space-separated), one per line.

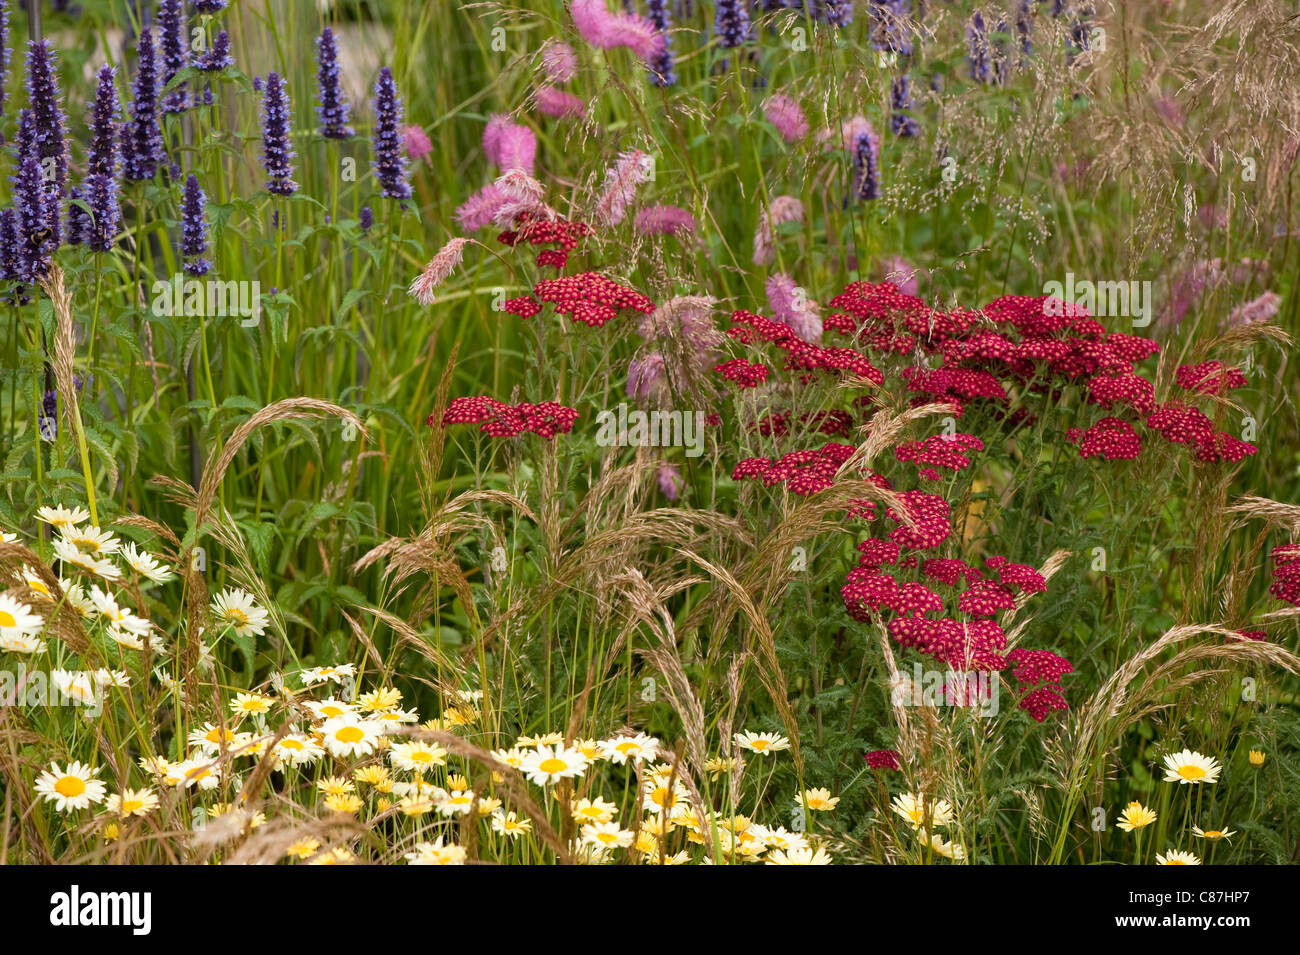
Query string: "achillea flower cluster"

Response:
xmin=726 ymin=308 xmax=884 ymax=384
xmin=733 ymin=442 xmax=856 ymax=496
xmin=865 ymin=749 xmax=901 ymax=770
xmin=372 ymin=68 xmax=412 ymax=200
xmin=764 ymin=93 xmax=808 ymax=143
xmin=259 ymin=73 xmax=297 ymax=196
xmin=714 ymin=358 xmax=770 ymax=389
xmin=533 ymin=271 xmax=655 ymax=326
xmin=437 ymin=397 xmax=578 ymax=440
xmin=1175 ymin=361 xmax=1248 ymax=395
xmin=1067 ymin=417 xmax=1142 ymax=460
xmin=1269 ymin=545 xmax=1300 ymax=607
xmin=315 ymin=28 xmax=353 ymax=139
xmin=894 ymin=433 xmax=984 ymax=480
xmin=483 ymin=115 xmax=537 ymax=175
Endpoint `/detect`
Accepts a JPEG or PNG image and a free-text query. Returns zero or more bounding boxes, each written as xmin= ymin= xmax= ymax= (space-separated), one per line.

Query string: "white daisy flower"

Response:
xmin=211 ymin=588 xmax=270 ymax=638
xmin=0 ymin=594 xmax=44 ymax=639
xmin=120 ymin=543 xmax=175 ymax=584
xmin=520 ymin=744 xmax=588 ymax=786
xmin=320 ymin=716 xmax=383 ymax=758
xmin=36 ymin=505 xmax=91 ymax=529
xmin=34 ymin=761 xmax=107 ymax=812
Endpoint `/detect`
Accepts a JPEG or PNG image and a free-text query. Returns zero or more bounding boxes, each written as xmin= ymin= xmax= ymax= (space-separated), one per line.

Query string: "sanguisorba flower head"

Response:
xmin=1117 ymin=801 xmax=1157 ymax=832
xmin=35 ymin=761 xmax=107 ymax=812
xmin=594 ymin=149 xmax=653 ymax=227
xmin=371 ymin=67 xmax=412 ymax=200
xmin=181 ymin=174 xmax=211 ymax=276
xmin=764 ymin=93 xmax=808 ymax=143
xmin=259 ymin=72 xmax=297 ymax=196
xmin=126 ymin=28 xmax=165 ymax=181
xmin=315 ymin=28 xmax=353 ymax=139
xmin=1162 ymin=749 xmax=1222 ymax=785
xmin=408 ymin=237 xmax=469 ymax=306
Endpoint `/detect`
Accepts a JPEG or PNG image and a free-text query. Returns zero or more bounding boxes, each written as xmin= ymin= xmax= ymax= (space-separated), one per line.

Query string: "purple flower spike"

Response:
xmin=259 ymin=72 xmax=298 ymax=196
xmin=967 ymin=13 xmax=993 ymax=84
xmin=890 ymin=74 xmax=919 ymax=138
xmin=371 ymin=67 xmax=412 ymax=201
xmin=181 ymin=173 xmax=211 ymax=275
xmin=158 ymin=0 xmax=190 ymax=112
xmin=359 ymin=206 xmax=374 ymax=232
xmin=85 ymin=171 xmax=122 ymax=253
xmin=193 ymin=0 xmax=228 ymax=12
xmin=316 ymin=28 xmax=353 ymax=139
xmin=853 ymin=130 xmax=881 ymax=202
xmin=89 ymin=65 xmax=121 ymax=180
xmin=714 ymin=0 xmax=751 ymax=48
xmin=0 ymin=5 xmax=10 ymax=137
xmin=13 ymin=153 xmax=53 ymax=282
xmin=197 ymin=31 xmax=233 ymax=72
xmin=126 ymin=29 xmax=165 ymax=181
xmin=24 ymin=40 xmax=70 ymax=203
xmin=646 ymin=0 xmax=676 ymax=87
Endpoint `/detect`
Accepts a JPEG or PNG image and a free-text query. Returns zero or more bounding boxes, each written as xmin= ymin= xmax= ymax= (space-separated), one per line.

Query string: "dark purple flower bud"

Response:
xmin=967 ymin=13 xmax=993 ymax=84
xmin=823 ymin=0 xmax=854 ymax=27
xmin=158 ymin=0 xmax=190 ymax=112
xmin=0 ymin=5 xmax=10 ymax=138
xmin=359 ymin=206 xmax=373 ymax=232
xmin=24 ymin=40 xmax=70 ymax=201
xmin=715 ymin=0 xmax=751 ymax=48
xmin=197 ymin=31 xmax=233 ymax=72
xmin=89 ymin=66 xmax=121 ymax=181
xmin=1015 ymin=0 xmax=1034 ymax=57
xmin=259 ymin=72 xmax=297 ymax=196
xmin=181 ymin=173 xmax=211 ymax=275
xmin=371 ymin=67 xmax=411 ymax=200
xmin=193 ymin=0 xmax=228 ymax=12
xmin=126 ymin=29 xmax=165 ymax=180
xmin=869 ymin=0 xmax=913 ymax=57
xmin=316 ymin=28 xmax=353 ymax=139
xmin=853 ymin=130 xmax=881 ymax=202
xmin=13 ymin=153 xmax=54 ymax=281
xmin=890 ymin=74 xmax=919 ymax=137
xmin=252 ymin=75 xmax=263 ymax=93
xmin=646 ymin=0 xmax=677 ymax=87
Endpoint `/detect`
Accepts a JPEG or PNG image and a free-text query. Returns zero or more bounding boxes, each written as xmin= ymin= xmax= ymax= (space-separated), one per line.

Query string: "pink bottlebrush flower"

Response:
xmin=764 ymin=93 xmax=809 ymax=142
xmin=483 ymin=114 xmax=537 ymax=174
xmin=402 ymin=124 xmax=433 ymax=163
xmin=881 ymin=256 xmax=922 ymax=297
xmin=489 ymin=169 xmax=557 ymax=226
xmin=570 ymin=0 xmax=663 ymax=59
xmin=1225 ymin=291 xmax=1281 ymax=328
xmin=765 ymin=273 xmax=822 ymax=344
xmin=752 ymin=195 xmax=804 ymax=266
xmin=638 ymin=295 xmax=722 ymax=359
xmin=656 ymin=464 xmax=684 ymax=500
xmin=408 ymin=237 xmax=470 ymax=305
xmin=634 ymin=204 xmax=697 ymax=237
xmin=541 ymin=40 xmax=578 ymax=83
xmin=535 ymin=84 xmax=587 ymax=119
xmin=594 ymin=149 xmax=653 ymax=227
xmin=456 ymin=184 xmax=508 ymax=230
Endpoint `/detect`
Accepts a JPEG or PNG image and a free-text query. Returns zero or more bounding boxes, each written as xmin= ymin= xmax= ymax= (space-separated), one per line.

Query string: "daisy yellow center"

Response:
xmin=121 ymin=799 xmax=144 ymax=813
xmin=205 ymin=728 xmax=230 ymax=744
xmin=1166 ymin=859 xmax=1188 ymax=865
xmin=596 ymin=832 xmax=619 ymax=844
xmin=409 ymin=751 xmax=432 ymax=764
xmin=538 ymin=757 xmax=566 ymax=774
xmin=320 ymin=705 xmax=345 ymax=717
xmin=808 ymin=798 xmax=826 ymax=808
xmin=55 ymin=776 xmax=86 ymax=798
xmin=1177 ymin=765 xmax=1206 ymax=781
xmin=70 ymin=537 xmax=101 ymax=555
xmin=0 ymin=610 xmax=16 ymax=628
xmin=750 ymin=740 xmax=770 ymax=750
xmin=615 ymin=742 xmax=639 ymax=754
xmin=28 ymin=580 xmax=50 ymax=596
xmin=335 ymin=727 xmax=365 ymax=744
xmin=224 ymin=608 xmax=250 ymax=626
xmin=280 ymin=739 xmax=304 ymax=750
xmin=1204 ymin=830 xmax=1223 ymax=839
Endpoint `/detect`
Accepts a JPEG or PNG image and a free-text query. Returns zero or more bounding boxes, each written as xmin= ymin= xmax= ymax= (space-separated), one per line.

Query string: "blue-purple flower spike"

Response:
xmin=890 ymin=75 xmax=919 ymax=138
xmin=158 ymin=0 xmax=190 ymax=113
xmin=259 ymin=72 xmax=298 ymax=196
xmin=126 ymin=28 xmax=165 ymax=181
xmin=193 ymin=0 xmax=228 ymax=12
xmin=316 ymin=28 xmax=353 ymax=139
xmin=823 ymin=0 xmax=854 ymax=28
xmin=646 ymin=0 xmax=677 ymax=87
xmin=715 ymin=0 xmax=751 ymax=49
xmin=853 ymin=130 xmax=881 ymax=202
xmin=13 ymin=151 xmax=53 ymax=281
xmin=83 ymin=66 xmax=123 ymax=253
xmin=181 ymin=173 xmax=211 ymax=275
xmin=0 ymin=5 xmax=10 ymax=140
xmin=196 ymin=31 xmax=233 ymax=72
xmin=967 ymin=13 xmax=993 ymax=84
xmin=24 ymin=40 xmax=70 ymax=202
xmin=371 ymin=67 xmax=411 ymax=201
xmin=89 ymin=65 xmax=121 ymax=180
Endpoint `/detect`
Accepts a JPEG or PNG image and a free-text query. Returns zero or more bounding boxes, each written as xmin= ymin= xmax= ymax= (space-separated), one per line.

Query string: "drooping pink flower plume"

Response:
xmin=483 ymin=114 xmax=537 ymax=174
xmin=408 ymin=237 xmax=470 ymax=305
xmin=541 ymin=40 xmax=579 ymax=83
xmin=456 ymin=184 xmax=507 ymax=230
xmin=535 ymin=84 xmax=587 ymax=119
xmin=594 ymin=149 xmax=653 ymax=227
xmin=570 ymin=0 xmax=664 ymax=60
xmin=764 ymin=93 xmax=808 ymax=142
xmin=489 ymin=169 xmax=557 ymax=226
xmin=402 ymin=124 xmax=433 ymax=163
xmin=753 ymin=195 xmax=804 ymax=265
xmin=765 ymin=273 xmax=822 ymax=344
xmin=634 ymin=204 xmax=697 ymax=237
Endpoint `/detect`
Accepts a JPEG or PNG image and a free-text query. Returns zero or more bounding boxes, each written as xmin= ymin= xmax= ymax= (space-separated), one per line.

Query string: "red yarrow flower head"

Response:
xmin=437 ymin=396 xmax=578 ymax=439
xmin=535 ymin=271 xmax=655 ymax=327
xmin=865 ymin=749 xmax=901 ymax=770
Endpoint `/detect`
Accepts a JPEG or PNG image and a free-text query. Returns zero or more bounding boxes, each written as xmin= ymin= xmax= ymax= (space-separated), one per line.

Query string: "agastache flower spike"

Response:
xmin=714 ymin=0 xmax=751 ymax=48
xmin=84 ymin=66 xmax=122 ymax=253
xmin=13 ymin=151 xmax=53 ymax=282
xmin=890 ymin=75 xmax=919 ymax=137
xmin=646 ymin=0 xmax=676 ymax=87
xmin=181 ymin=174 xmax=211 ymax=275
xmin=25 ymin=40 xmax=69 ymax=198
xmin=315 ymin=28 xmax=353 ymax=139
xmin=0 ymin=5 xmax=10 ymax=138
xmin=158 ymin=0 xmax=190 ymax=112
xmin=193 ymin=0 xmax=228 ymax=12
xmin=259 ymin=72 xmax=298 ymax=196
xmin=967 ymin=13 xmax=993 ymax=84
xmin=126 ymin=29 xmax=165 ymax=181
xmin=197 ymin=31 xmax=233 ymax=72
xmin=371 ymin=67 xmax=412 ymax=200
xmin=853 ymin=131 xmax=881 ymax=201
